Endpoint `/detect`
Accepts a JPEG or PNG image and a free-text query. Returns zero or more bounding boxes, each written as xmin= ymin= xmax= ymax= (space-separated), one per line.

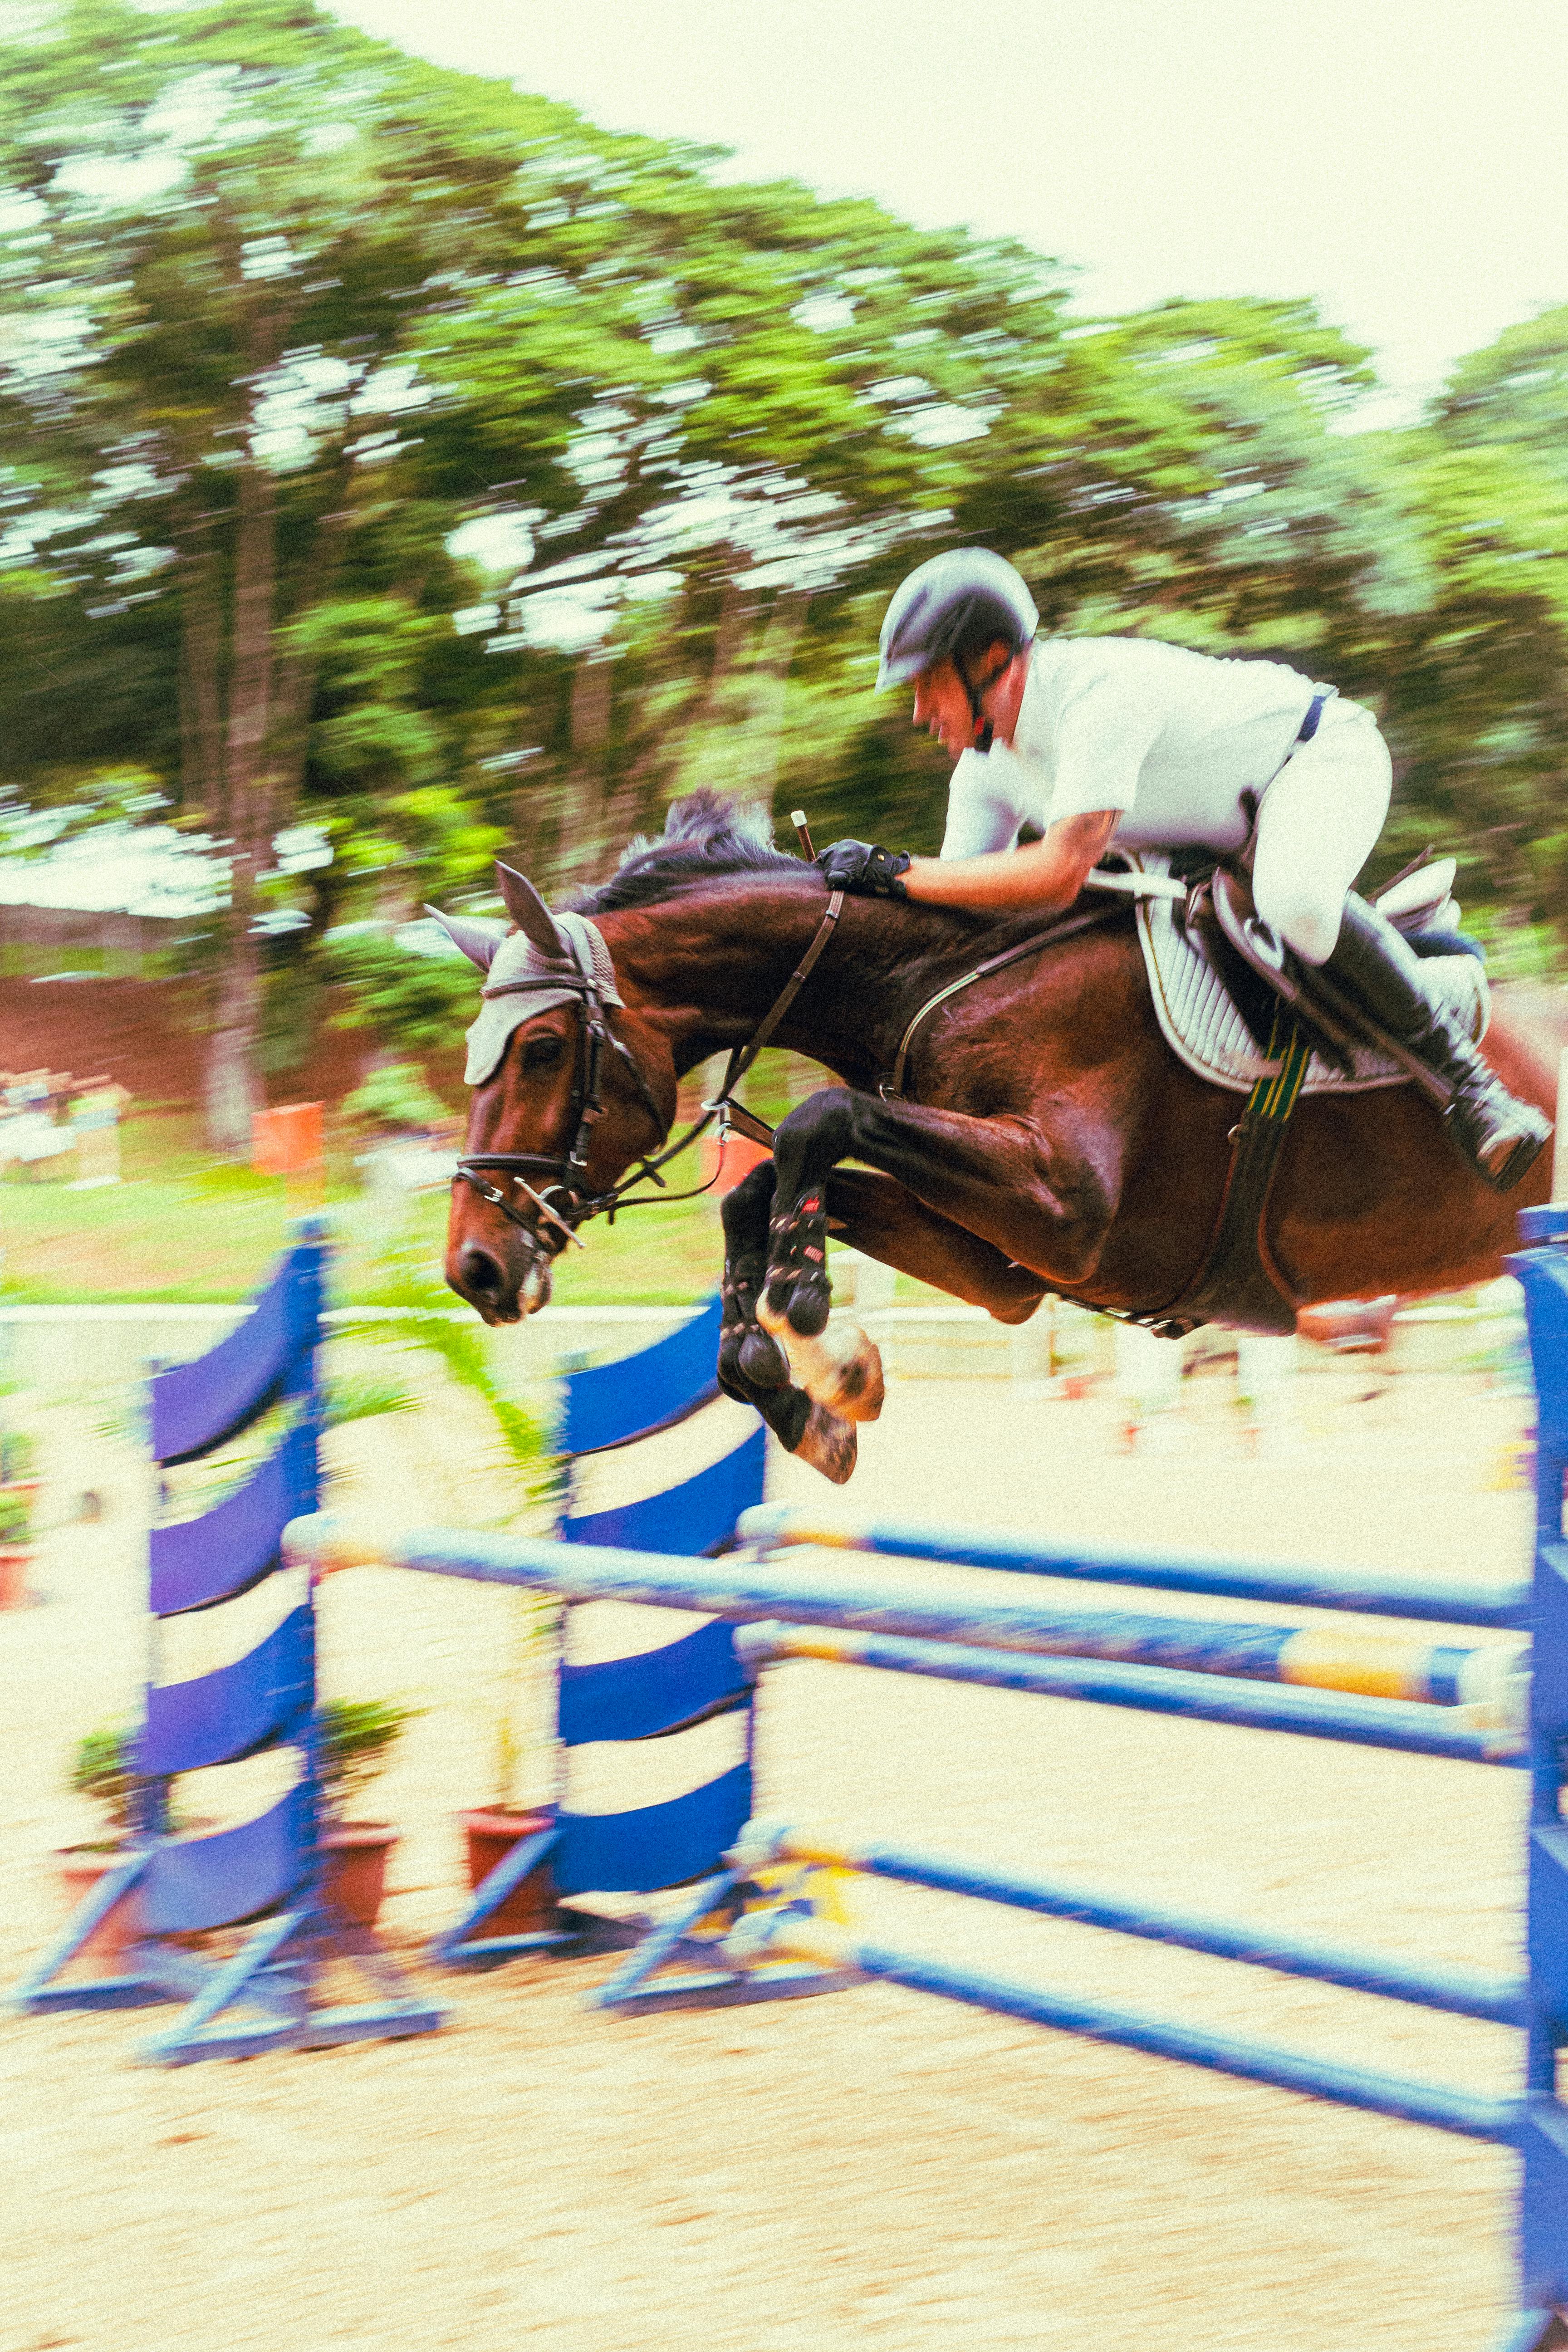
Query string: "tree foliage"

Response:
xmin=3 ymin=0 xmax=1568 ymax=1137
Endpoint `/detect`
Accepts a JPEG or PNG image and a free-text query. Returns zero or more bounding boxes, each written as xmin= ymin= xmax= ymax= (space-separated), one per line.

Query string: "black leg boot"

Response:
xmin=1322 ymin=896 xmax=1550 ymax=1190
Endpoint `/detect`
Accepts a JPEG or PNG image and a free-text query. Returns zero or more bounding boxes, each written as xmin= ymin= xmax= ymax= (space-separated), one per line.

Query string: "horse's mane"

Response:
xmin=568 ymin=791 xmax=813 ymax=916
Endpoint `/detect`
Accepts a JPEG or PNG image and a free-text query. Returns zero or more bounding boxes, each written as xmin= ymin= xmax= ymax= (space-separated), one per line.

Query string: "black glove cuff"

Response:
xmin=867 ymin=846 xmax=911 ymax=899
xmin=817 ymin=840 xmax=911 ymax=898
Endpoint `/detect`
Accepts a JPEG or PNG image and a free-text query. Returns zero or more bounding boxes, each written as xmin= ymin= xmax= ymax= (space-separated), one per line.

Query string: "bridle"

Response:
xmin=454 ymin=892 xmax=846 ymax=1255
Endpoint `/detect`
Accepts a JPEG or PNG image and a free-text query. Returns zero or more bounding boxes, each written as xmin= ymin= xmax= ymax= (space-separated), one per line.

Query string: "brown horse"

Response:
xmin=442 ymin=798 xmax=1563 ymax=1481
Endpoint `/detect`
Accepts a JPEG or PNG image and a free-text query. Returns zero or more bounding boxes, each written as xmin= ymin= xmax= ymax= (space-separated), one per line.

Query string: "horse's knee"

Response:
xmin=774 ymin=1088 xmax=856 ymax=1173
xmin=720 ymin=1157 xmax=774 ymax=1252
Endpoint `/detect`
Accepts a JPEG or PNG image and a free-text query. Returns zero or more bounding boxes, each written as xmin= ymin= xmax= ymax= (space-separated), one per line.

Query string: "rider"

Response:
xmin=817 ymin=546 xmax=1549 ymax=1190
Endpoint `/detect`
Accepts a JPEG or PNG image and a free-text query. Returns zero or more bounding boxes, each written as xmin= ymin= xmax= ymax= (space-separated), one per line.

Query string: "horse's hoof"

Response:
xmin=823 ymin=1332 xmax=884 ymax=1424
xmin=758 ymin=1276 xmax=830 ymax=1342
xmin=736 ymin=1325 xmax=790 ymax=1390
xmin=785 ymin=1277 xmax=832 ymax=1338
xmin=794 ymin=1402 xmax=858 ymax=1484
xmin=760 ymin=1274 xmax=798 ymax=1330
xmin=756 ymin=1299 xmax=885 ymax=1425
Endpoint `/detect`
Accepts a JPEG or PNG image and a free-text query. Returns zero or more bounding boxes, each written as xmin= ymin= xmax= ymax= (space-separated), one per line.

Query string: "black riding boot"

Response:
xmin=1323 ymin=896 xmax=1550 ymax=1191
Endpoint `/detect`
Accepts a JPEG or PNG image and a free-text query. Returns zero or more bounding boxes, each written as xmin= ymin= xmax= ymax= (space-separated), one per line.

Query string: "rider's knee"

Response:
xmin=1253 ymin=874 xmax=1343 ymax=967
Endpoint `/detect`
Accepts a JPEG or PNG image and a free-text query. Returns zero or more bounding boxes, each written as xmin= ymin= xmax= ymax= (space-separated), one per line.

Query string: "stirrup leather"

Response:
xmin=1209 ymin=871 xmax=1452 ymax=1109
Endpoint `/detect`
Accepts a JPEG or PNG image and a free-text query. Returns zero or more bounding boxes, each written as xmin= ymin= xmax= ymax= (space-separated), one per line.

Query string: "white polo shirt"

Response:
xmin=939 ymin=636 xmax=1322 ymax=859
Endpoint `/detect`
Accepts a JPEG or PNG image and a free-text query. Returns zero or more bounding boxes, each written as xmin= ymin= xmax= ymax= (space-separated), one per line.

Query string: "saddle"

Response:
xmin=1125 ymin=850 xmax=1488 ymax=1095
xmin=1108 ymin=851 xmax=1488 ymax=1338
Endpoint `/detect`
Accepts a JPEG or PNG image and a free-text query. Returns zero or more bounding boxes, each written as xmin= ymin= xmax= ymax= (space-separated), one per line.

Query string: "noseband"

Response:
xmin=454 ymin=892 xmax=845 ymax=1251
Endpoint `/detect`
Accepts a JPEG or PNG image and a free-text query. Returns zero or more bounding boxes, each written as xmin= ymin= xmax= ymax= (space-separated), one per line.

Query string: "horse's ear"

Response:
xmin=495 ymin=861 xmax=571 ymax=962
xmin=423 ymin=906 xmax=507 ymax=972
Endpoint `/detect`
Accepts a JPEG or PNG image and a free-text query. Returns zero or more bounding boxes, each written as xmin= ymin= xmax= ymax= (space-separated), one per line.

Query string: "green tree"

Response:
xmin=0 ymin=1 xmax=676 ymax=1137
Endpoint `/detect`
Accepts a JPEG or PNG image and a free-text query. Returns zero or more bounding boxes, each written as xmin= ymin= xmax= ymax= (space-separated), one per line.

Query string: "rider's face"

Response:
xmin=912 ymin=659 xmax=977 ymax=757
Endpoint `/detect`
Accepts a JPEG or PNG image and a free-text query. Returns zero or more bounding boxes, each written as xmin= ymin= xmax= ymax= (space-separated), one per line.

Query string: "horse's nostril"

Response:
xmin=460 ymin=1245 xmax=507 ymax=1298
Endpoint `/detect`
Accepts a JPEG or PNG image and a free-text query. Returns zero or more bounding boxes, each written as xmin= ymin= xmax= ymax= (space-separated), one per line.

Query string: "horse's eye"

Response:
xmin=523 ymin=1034 xmax=564 ymax=1071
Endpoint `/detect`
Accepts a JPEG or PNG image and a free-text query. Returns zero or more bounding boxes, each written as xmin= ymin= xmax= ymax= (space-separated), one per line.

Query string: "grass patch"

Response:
xmin=0 ymin=1106 xmax=727 ymax=1305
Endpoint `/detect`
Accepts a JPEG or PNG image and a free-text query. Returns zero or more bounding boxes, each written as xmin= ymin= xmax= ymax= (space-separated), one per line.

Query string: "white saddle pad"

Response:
xmin=1127 ymin=852 xmax=1490 ymax=1097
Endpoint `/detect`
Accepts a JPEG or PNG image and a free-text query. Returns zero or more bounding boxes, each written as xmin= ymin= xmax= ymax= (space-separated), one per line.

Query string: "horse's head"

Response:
xmin=437 ymin=860 xmax=677 ymax=1324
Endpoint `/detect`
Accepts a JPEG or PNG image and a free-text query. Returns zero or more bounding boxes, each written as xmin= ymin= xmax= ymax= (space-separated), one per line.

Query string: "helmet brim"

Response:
xmin=876 ymin=648 xmax=932 ymax=692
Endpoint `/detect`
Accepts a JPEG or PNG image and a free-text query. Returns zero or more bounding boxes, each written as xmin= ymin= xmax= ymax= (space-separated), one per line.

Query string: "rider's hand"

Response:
xmin=816 ymin=839 xmax=911 ymax=899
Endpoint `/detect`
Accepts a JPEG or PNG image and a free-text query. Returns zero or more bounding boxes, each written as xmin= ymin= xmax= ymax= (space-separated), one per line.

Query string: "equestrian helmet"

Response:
xmin=876 ymin=548 xmax=1039 ymax=691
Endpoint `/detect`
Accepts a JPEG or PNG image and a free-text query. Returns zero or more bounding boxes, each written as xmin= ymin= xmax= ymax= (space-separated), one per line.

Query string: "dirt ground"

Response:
xmin=0 ymin=1353 xmax=1537 ymax=2352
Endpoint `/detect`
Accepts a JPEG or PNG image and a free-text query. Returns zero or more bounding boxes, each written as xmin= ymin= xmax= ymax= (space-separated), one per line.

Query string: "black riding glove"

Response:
xmin=816 ymin=839 xmax=911 ymax=899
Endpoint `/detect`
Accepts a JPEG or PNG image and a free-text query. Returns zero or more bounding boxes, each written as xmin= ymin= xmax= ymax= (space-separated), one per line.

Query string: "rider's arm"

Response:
xmin=902 ymin=808 xmax=1122 ymax=913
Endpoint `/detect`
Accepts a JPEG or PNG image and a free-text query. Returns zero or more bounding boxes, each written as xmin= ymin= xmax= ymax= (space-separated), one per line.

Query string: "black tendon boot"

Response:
xmin=1323 ymin=896 xmax=1550 ymax=1190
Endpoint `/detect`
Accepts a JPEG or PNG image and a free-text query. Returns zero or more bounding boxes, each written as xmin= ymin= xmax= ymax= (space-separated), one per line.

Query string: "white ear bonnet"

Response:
xmin=462 ymin=912 xmax=622 ymax=1086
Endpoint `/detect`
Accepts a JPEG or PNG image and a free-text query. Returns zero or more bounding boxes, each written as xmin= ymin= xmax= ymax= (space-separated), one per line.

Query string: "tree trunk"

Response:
xmin=556 ymin=649 xmax=616 ymax=887
xmin=203 ymin=913 xmax=264 ymax=1152
xmin=678 ymin=564 xmax=754 ymax=793
xmin=176 ymin=529 xmax=226 ymax=823
xmin=746 ymin=589 xmax=810 ymax=803
xmin=202 ymin=451 xmax=279 ymax=1153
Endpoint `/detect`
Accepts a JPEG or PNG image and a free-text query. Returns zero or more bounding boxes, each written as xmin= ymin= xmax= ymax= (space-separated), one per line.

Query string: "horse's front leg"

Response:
xmin=717 ymin=1160 xmax=859 ymax=1484
xmin=763 ymin=1086 xmax=1117 ymax=1349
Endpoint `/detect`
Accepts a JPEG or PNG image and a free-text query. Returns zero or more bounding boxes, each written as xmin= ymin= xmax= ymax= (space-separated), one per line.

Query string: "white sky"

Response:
xmin=327 ymin=0 xmax=1568 ymax=427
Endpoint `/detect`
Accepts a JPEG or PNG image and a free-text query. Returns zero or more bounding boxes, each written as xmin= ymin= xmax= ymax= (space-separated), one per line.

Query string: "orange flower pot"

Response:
xmin=55 ymin=1847 xmax=145 ymax=1976
xmin=458 ymin=1808 xmax=559 ymax=1934
xmin=698 ymin=1130 xmax=773 ymax=1196
xmin=0 ymin=1547 xmax=32 ymax=1610
xmin=321 ymin=1823 xmax=399 ymax=1929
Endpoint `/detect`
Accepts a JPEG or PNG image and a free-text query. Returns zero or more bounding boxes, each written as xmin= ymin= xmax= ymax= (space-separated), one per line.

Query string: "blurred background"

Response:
xmin=2 ymin=0 xmax=1567 ymax=1305
xmin=0 ymin=25 xmax=1555 ymax=2341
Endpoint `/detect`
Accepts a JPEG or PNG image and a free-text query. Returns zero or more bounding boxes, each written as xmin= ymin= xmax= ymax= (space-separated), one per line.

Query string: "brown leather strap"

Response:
xmin=706 ymin=892 xmax=846 ymax=1142
xmin=720 ymin=1100 xmax=782 ymax=1150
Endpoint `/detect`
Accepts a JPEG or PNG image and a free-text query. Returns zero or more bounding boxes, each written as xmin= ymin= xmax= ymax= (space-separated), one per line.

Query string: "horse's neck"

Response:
xmin=598 ymin=888 xmax=945 ymax=1086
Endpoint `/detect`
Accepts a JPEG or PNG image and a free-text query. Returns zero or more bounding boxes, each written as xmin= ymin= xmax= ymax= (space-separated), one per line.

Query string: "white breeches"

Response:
xmin=1251 ymin=696 xmax=1392 ymax=965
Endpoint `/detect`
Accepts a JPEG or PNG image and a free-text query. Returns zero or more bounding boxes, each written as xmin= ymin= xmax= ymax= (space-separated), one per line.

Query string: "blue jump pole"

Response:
xmin=751 ymin=1824 xmax=1525 ymax=2025
xmin=734 ymin=1906 xmax=1519 ymax=2145
xmin=741 ymin=1606 xmax=1498 ymax=1706
xmin=737 ymin=1623 xmax=1523 ymax=1765
xmin=284 ymin=1519 xmax=1524 ymax=1763
xmin=735 ymin=1503 xmax=1531 ymax=1632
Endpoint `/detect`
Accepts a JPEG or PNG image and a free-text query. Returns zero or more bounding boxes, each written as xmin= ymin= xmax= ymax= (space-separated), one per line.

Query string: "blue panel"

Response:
xmin=142 ymin=1783 xmax=311 ymax=1935
xmin=151 ymin=1243 xmax=321 ymax=1464
xmin=1520 ymin=2097 xmax=1568 ymax=2308
xmin=559 ymin=1621 xmax=750 ymax=1747
xmin=1510 ymin=1243 xmax=1568 ymax=1454
xmin=150 ymin=1425 xmax=318 ymax=1617
xmin=141 ymin=1607 xmax=314 ymax=1776
xmin=552 ymin=1763 xmax=753 ymax=1896
xmin=562 ymin=1294 xmax=724 ymax=1455
xmin=1529 ymin=1823 xmax=1568 ymax=2029
xmin=563 ymin=1423 xmax=765 ymax=1557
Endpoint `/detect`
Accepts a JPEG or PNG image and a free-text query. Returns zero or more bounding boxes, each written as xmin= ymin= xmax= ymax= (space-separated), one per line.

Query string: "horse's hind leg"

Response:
xmin=719 ymin=1161 xmax=858 ymax=1483
xmin=822 ymin=1168 xmax=1049 ymax=1323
